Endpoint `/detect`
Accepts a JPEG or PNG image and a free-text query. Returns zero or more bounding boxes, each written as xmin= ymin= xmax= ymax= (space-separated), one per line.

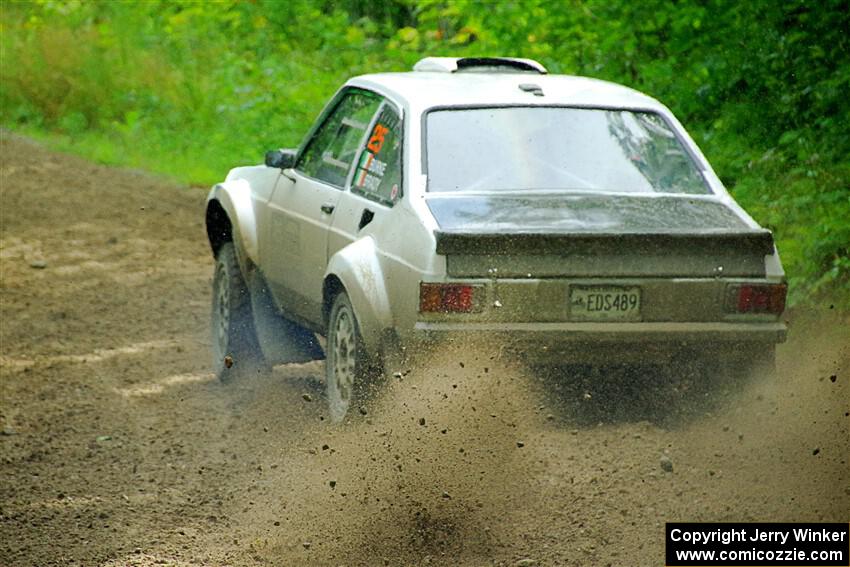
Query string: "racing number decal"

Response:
xmin=357 ymin=123 xmax=391 ymax=191
xmin=367 ymin=124 xmax=389 ymax=153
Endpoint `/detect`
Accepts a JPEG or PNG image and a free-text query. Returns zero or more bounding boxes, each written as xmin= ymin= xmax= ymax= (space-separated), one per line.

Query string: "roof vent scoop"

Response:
xmin=519 ymin=83 xmax=544 ymax=96
xmin=413 ymin=57 xmax=547 ymax=74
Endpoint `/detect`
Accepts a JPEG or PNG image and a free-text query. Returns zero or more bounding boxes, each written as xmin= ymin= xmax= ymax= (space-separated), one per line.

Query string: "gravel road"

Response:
xmin=1 ymin=134 xmax=848 ymax=566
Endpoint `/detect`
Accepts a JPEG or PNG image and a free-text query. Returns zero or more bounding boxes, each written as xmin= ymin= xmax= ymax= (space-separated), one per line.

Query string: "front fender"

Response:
xmin=325 ymin=237 xmax=392 ymax=354
xmin=206 ymin=178 xmax=259 ymax=265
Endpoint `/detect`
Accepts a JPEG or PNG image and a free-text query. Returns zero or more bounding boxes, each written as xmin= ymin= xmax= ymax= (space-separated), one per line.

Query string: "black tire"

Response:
xmin=326 ymin=291 xmax=375 ymax=422
xmin=211 ymin=242 xmax=267 ymax=381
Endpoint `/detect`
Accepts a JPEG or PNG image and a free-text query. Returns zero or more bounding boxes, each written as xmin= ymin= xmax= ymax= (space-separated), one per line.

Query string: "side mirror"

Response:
xmin=265 ymin=148 xmax=297 ymax=169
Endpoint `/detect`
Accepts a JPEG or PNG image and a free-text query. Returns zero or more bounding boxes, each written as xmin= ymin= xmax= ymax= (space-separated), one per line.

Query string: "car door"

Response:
xmin=262 ymin=88 xmax=382 ymax=325
xmin=328 ymin=101 xmax=404 ymax=259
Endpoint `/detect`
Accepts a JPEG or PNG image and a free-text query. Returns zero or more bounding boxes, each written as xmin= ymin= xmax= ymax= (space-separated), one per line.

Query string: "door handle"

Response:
xmin=358 ymin=208 xmax=375 ymax=230
xmin=320 ymin=203 xmax=335 ymax=215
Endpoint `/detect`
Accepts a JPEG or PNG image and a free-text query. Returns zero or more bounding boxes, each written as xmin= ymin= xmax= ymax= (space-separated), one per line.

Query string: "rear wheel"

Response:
xmin=211 ymin=242 xmax=267 ymax=381
xmin=326 ymin=291 xmax=374 ymax=422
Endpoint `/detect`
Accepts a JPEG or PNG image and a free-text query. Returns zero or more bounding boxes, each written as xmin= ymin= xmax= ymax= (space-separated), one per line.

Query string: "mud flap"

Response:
xmin=248 ymin=275 xmax=325 ymax=365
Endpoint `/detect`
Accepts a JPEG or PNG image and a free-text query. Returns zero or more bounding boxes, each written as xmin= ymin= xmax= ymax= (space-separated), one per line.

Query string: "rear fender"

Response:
xmin=325 ymin=237 xmax=392 ymax=354
xmin=206 ymin=179 xmax=259 ymax=266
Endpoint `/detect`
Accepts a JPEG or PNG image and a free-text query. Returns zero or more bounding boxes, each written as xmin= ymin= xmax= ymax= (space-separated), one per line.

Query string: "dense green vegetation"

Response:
xmin=1 ymin=0 xmax=848 ymax=305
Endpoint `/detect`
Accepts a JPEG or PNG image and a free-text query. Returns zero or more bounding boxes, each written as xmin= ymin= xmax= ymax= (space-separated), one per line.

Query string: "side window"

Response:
xmin=352 ymin=105 xmax=402 ymax=206
xmin=297 ymin=90 xmax=382 ymax=188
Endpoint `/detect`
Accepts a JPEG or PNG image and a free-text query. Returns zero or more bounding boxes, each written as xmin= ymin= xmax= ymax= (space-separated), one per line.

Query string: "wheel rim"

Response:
xmin=331 ymin=304 xmax=356 ymax=413
xmin=214 ymin=263 xmax=230 ymax=352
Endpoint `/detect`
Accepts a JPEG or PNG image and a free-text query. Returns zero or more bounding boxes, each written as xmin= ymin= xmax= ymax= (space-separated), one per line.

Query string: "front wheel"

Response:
xmin=326 ymin=291 xmax=374 ymax=422
xmin=211 ymin=242 xmax=267 ymax=381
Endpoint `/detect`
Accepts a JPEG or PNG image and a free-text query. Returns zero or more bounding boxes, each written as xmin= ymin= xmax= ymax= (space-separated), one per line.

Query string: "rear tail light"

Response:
xmin=727 ymin=283 xmax=787 ymax=314
xmin=419 ymin=283 xmax=478 ymax=313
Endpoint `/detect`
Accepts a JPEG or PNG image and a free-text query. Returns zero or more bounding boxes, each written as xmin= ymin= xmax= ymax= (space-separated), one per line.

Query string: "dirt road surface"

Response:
xmin=1 ymin=134 xmax=848 ymax=566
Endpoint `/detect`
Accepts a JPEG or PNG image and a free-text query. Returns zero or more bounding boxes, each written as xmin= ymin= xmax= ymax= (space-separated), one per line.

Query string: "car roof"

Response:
xmin=348 ymin=70 xmax=665 ymax=114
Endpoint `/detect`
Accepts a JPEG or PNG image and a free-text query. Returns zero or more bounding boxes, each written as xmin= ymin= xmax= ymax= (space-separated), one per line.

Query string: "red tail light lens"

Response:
xmin=727 ymin=283 xmax=787 ymax=314
xmin=420 ymin=283 xmax=477 ymax=313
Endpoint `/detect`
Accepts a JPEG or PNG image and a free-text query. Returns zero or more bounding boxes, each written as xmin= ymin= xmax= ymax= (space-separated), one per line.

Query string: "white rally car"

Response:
xmin=205 ymin=57 xmax=787 ymax=421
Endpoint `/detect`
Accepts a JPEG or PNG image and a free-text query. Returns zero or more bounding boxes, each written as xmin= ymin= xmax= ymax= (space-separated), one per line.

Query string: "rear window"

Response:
xmin=425 ymin=107 xmax=709 ymax=195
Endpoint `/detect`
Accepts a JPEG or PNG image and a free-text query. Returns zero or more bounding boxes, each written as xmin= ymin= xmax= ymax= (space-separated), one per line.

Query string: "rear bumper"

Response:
xmin=410 ymin=320 xmax=786 ymax=363
xmin=414 ymin=320 xmax=787 ymax=342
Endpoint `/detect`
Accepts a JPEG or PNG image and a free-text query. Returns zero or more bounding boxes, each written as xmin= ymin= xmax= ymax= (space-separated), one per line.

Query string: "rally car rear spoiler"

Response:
xmin=434 ymin=230 xmax=776 ymax=257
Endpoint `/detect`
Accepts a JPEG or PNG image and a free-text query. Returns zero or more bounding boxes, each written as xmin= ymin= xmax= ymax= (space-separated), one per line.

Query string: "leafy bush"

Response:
xmin=1 ymin=0 xmax=847 ymax=305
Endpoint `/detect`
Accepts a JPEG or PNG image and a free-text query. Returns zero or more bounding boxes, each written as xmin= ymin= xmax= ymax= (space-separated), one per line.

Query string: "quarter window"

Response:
xmin=352 ymin=105 xmax=402 ymax=206
xmin=297 ymin=90 xmax=381 ymax=188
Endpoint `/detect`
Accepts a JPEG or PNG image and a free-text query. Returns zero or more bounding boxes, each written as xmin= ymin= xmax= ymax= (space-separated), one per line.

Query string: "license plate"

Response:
xmin=569 ymin=286 xmax=641 ymax=321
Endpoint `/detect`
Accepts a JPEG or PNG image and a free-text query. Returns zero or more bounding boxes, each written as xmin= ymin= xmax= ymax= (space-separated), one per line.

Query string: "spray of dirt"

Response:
xmin=224 ymin=341 xmax=550 ymax=565
xmin=220 ymin=313 xmax=849 ymax=566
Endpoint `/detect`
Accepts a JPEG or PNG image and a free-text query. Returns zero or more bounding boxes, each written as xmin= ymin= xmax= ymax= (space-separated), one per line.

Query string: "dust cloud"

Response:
xmin=233 ymin=344 xmax=545 ymax=564
xmin=221 ymin=317 xmax=849 ymax=566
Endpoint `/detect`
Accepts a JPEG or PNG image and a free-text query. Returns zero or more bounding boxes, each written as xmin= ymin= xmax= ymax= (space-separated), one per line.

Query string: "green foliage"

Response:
xmin=1 ymin=0 xmax=847 ymax=305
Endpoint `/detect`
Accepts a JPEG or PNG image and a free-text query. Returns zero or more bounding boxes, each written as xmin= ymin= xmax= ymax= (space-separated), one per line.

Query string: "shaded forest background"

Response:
xmin=1 ymin=0 xmax=848 ymax=305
